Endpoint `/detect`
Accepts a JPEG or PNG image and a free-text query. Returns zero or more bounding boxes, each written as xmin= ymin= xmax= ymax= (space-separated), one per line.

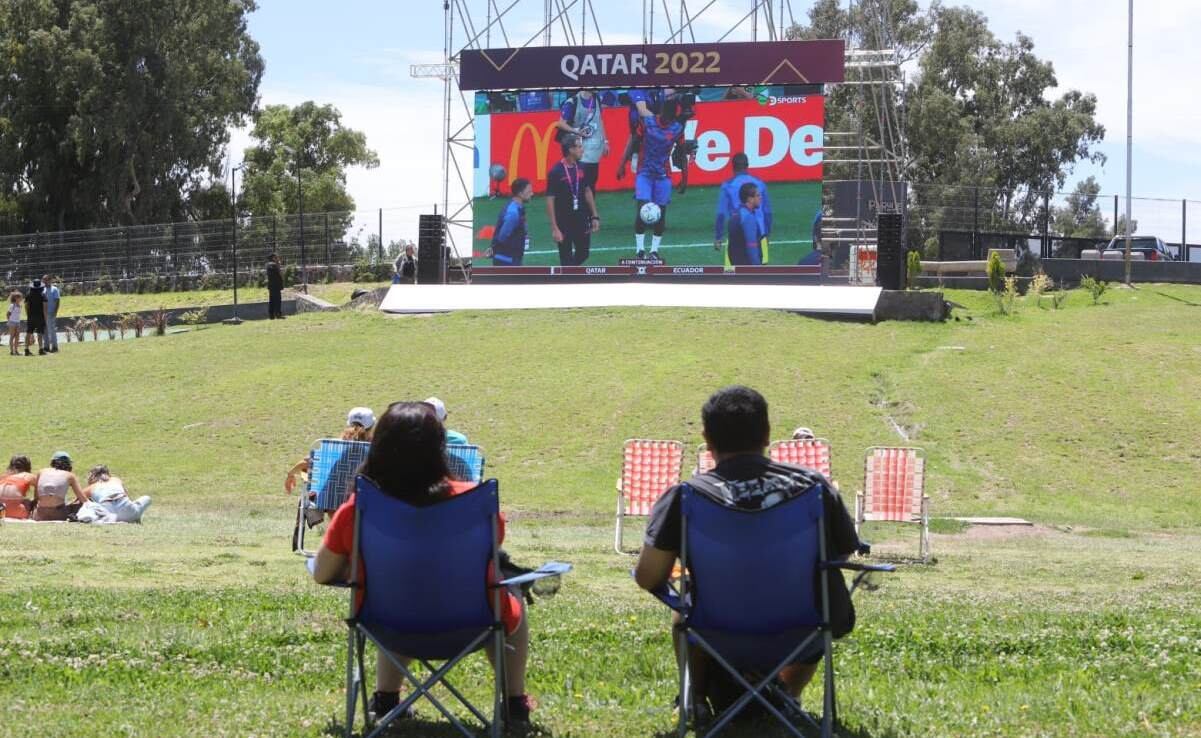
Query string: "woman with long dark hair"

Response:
xmin=311 ymin=402 xmax=534 ymax=726
xmin=33 ymin=451 xmax=86 ymax=521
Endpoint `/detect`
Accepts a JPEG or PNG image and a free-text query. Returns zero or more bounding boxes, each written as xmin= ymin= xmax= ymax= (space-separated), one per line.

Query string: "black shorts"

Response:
xmin=26 ymin=316 xmax=45 ymax=333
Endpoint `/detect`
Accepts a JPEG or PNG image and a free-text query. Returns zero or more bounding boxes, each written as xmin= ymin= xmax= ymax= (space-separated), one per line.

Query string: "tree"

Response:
xmin=0 ymin=0 xmax=263 ymax=232
xmin=238 ymin=102 xmax=379 ymax=218
xmin=1052 ymin=177 xmax=1109 ymax=238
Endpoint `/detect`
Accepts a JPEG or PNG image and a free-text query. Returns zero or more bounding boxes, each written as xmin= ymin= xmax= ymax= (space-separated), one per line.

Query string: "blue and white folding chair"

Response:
xmin=649 ymin=484 xmax=893 ymax=738
xmin=292 ymin=439 xmax=371 ymax=556
xmin=326 ymin=475 xmax=569 ymax=738
xmin=446 ymin=443 xmax=486 ymax=483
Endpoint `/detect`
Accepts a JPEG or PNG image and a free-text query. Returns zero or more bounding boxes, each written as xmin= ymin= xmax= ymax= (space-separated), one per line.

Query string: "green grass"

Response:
xmin=2 ymin=283 xmax=1200 ymax=736
xmin=471 ymin=181 xmax=821 ymax=267
xmin=55 ymin=282 xmax=390 ymax=317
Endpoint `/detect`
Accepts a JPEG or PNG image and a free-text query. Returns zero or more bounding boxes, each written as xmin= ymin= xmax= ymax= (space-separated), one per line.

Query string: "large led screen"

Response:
xmin=471 ymin=86 xmax=824 ymax=273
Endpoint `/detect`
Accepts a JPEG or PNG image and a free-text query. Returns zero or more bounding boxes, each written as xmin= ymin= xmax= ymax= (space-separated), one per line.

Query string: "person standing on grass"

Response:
xmin=24 ymin=278 xmax=46 ymax=356
xmin=6 ymin=292 xmax=22 ymax=356
xmin=265 ymin=253 xmax=284 ymax=319
xmin=634 ymin=386 xmax=861 ymax=712
xmin=41 ymin=275 xmax=60 ymax=353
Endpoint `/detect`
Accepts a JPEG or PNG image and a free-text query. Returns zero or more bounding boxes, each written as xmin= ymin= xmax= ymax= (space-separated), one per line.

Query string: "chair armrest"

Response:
xmin=496 ymin=561 xmax=572 ymax=588
xmin=629 ymin=570 xmax=685 ymax=611
xmin=824 ymin=558 xmax=896 ymax=573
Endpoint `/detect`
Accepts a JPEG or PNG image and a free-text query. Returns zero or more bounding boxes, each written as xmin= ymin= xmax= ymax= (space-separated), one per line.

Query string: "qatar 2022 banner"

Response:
xmin=471 ymin=85 xmax=826 ymax=274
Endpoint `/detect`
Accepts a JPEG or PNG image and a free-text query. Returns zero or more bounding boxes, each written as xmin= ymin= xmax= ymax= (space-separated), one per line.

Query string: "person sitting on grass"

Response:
xmin=0 ymin=455 xmax=38 ymax=519
xmin=634 ymin=386 xmax=861 ymax=715
xmin=32 ymin=451 xmax=87 ymax=521
xmin=76 ymin=465 xmax=152 ymax=524
xmin=310 ymin=402 xmax=536 ymax=727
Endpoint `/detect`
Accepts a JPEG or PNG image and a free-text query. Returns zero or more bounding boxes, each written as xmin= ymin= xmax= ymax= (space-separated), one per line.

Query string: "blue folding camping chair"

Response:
xmin=446 ymin=443 xmax=486 ymax=483
xmin=292 ymin=439 xmax=371 ymax=556
xmin=647 ymin=483 xmax=893 ymax=738
xmin=316 ymin=475 xmax=570 ymax=738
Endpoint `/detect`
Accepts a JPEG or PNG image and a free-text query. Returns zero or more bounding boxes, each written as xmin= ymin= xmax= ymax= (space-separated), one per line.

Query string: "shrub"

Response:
xmin=1051 ymin=280 xmax=1068 ymax=310
xmin=906 ymin=250 xmax=922 ymax=290
xmin=993 ymin=275 xmax=1020 ymax=315
xmin=151 ymin=308 xmax=170 ymax=336
xmin=1080 ymin=275 xmax=1108 ymax=305
xmin=987 ymin=251 xmax=1005 ymax=293
xmin=1029 ymin=272 xmax=1052 ymax=308
xmin=178 ymin=308 xmax=208 ymax=328
xmin=96 ymin=274 xmax=116 ymax=295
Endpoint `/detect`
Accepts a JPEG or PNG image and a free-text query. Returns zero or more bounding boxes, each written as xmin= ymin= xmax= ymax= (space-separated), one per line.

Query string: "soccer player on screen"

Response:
xmin=620 ymin=95 xmax=686 ymax=262
xmin=714 ymin=152 xmax=773 ymax=263
xmin=727 ymin=182 xmax=765 ymax=265
xmin=486 ymin=178 xmax=533 ymax=266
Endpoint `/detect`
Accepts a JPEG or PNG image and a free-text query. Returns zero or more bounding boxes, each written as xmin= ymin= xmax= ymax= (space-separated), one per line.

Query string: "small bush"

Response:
xmin=151 ymin=308 xmax=170 ymax=336
xmin=993 ymin=275 xmax=1020 ymax=315
xmin=1080 ymin=275 xmax=1108 ymax=305
xmin=1029 ymin=272 xmax=1052 ymax=308
xmin=906 ymin=250 xmax=922 ymax=289
xmin=1051 ymin=281 xmax=1068 ymax=310
xmin=178 ymin=308 xmax=208 ymax=327
xmin=987 ymin=251 xmax=1005 ymax=293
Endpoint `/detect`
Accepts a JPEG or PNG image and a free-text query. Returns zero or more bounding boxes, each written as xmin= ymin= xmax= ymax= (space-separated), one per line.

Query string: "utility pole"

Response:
xmin=1123 ymin=0 xmax=1134 ymax=285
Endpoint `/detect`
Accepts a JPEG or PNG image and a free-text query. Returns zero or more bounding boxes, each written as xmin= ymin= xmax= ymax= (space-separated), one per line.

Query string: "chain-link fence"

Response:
xmin=0 ymin=206 xmax=436 ymax=290
xmin=901 ymin=184 xmax=1200 ymax=262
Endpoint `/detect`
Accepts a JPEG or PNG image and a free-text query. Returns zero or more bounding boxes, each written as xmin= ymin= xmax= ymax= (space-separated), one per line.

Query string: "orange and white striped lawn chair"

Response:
xmin=857 ymin=447 xmax=930 ymax=562
xmin=615 ymin=439 xmax=684 ymax=554
xmin=768 ymin=438 xmax=833 ymax=478
xmin=695 ymin=443 xmax=716 ymax=475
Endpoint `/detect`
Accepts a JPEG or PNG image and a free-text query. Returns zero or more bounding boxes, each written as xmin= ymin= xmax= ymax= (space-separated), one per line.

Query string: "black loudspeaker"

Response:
xmin=417 ymin=214 xmax=446 ymax=284
xmin=876 ymin=212 xmax=903 ymax=290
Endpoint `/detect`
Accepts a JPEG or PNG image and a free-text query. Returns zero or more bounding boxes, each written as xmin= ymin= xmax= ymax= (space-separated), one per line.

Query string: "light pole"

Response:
xmin=227 ymin=164 xmax=244 ymax=324
xmin=281 ymin=144 xmax=308 ymax=292
xmin=1123 ymin=0 xmax=1133 ymax=285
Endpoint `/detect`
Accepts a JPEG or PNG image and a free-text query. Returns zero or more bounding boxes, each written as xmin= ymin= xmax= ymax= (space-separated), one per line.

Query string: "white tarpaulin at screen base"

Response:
xmin=379 ymin=283 xmax=882 ymax=317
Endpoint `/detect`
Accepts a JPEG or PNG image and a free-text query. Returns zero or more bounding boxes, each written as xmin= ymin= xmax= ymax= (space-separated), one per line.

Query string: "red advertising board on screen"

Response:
xmin=489 ymin=96 xmax=824 ymax=195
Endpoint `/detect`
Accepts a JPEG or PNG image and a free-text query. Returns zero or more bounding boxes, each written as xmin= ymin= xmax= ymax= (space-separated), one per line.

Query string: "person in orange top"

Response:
xmin=0 ymin=455 xmax=38 ymax=519
xmin=310 ymin=402 xmax=534 ymax=726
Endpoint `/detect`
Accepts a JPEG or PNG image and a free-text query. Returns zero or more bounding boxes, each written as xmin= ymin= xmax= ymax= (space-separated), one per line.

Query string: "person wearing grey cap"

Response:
xmin=422 ymin=397 xmax=468 ymax=445
xmin=33 ymin=451 xmax=86 ymax=521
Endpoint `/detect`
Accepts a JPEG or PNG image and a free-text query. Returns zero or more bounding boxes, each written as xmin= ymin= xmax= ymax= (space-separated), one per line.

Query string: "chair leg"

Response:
xmin=344 ymin=627 xmax=359 ymax=738
xmin=920 ymin=497 xmax=930 ymax=563
xmin=676 ymin=629 xmax=689 ymax=738
xmin=614 ymin=490 xmax=625 ymax=555
xmin=492 ymin=626 xmax=505 ymax=738
xmin=822 ymin=630 xmax=835 ymax=738
xmin=357 ymin=633 xmax=369 ymax=728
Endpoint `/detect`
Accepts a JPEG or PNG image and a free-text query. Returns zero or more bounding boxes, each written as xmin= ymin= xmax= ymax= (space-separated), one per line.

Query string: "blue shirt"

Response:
xmin=44 ymin=285 xmax=61 ymax=315
xmin=714 ymin=173 xmax=772 ymax=241
xmin=490 ymin=200 xmax=526 ymax=262
xmin=728 ymin=205 xmax=764 ymax=265
xmin=637 ymin=115 xmax=683 ymax=180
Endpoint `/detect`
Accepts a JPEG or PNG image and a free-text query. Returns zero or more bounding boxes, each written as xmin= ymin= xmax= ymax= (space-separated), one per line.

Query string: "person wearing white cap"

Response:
xmin=284 ymin=407 xmax=377 ymax=495
xmin=792 ymin=426 xmax=815 ymax=440
xmin=422 ymin=397 xmax=469 ymax=445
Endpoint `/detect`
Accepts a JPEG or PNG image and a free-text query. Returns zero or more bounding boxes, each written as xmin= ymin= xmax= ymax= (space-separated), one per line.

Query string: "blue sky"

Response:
xmin=235 ymin=1 xmax=1201 ymax=242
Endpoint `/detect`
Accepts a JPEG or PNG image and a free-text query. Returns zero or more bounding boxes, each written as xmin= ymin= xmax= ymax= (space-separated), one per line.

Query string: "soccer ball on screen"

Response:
xmin=489 ymin=163 xmax=507 ymax=182
xmin=639 ymin=202 xmax=662 ymax=225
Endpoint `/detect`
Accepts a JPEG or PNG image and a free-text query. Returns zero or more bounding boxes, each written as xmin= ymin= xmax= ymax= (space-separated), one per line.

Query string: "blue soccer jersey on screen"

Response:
xmin=636 ymin=116 xmax=683 ymax=179
xmin=714 ymin=174 xmax=772 ymax=241
xmin=728 ymin=205 xmax=764 ymax=265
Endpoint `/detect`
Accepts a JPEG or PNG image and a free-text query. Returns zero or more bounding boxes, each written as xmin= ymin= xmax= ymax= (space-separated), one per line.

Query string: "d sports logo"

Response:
xmin=753 ymin=87 xmax=808 ymax=107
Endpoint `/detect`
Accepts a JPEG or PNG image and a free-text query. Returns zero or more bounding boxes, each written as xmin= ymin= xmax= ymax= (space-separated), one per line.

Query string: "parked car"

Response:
xmin=1102 ymin=235 xmax=1176 ymax=261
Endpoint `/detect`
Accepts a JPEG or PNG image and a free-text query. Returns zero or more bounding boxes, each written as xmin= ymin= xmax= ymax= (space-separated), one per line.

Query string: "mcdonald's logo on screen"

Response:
xmin=490 ymin=111 xmax=562 ymax=193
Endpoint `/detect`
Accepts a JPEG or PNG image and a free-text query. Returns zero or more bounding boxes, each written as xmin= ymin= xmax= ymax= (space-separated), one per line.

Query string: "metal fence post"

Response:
xmin=1113 ymin=195 xmax=1119 ymax=237
xmin=1184 ymin=199 xmax=1189 ymax=262
xmin=972 ymin=187 xmax=980 ymax=259
xmin=324 ymin=213 xmax=330 ymax=274
xmin=125 ymin=229 xmax=132 ymax=280
xmin=378 ymin=208 xmax=383 ymax=262
xmin=1042 ymin=192 xmax=1051 ymax=258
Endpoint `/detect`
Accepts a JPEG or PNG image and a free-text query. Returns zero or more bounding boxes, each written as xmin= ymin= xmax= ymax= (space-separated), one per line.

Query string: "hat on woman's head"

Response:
xmin=51 ymin=450 xmax=71 ymax=463
xmin=423 ymin=397 xmax=448 ymax=422
xmin=346 ymin=407 xmax=376 ymax=430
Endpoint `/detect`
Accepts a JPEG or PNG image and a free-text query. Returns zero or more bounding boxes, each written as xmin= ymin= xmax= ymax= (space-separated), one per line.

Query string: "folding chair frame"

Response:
xmin=446 ymin=443 xmax=486 ymax=483
xmin=854 ymin=446 xmax=930 ymax=562
xmin=695 ymin=443 xmax=716 ymax=476
xmin=652 ymin=488 xmax=894 ymax=738
xmin=342 ymin=492 xmax=508 ymax=738
xmin=767 ymin=438 xmax=833 ymax=478
xmin=293 ymin=439 xmax=372 ymax=557
xmin=614 ymin=439 xmax=684 ymax=555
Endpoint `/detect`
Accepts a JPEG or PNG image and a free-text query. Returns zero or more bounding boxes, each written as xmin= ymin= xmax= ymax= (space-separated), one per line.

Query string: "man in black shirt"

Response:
xmin=634 ymin=385 xmax=861 ymax=703
xmin=265 ymin=253 xmax=284 ymax=319
xmin=24 ymin=279 xmax=46 ymax=356
xmin=545 ymin=134 xmax=600 ymax=266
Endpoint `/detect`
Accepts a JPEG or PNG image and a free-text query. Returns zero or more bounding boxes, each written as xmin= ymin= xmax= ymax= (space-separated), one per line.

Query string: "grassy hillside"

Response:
xmin=2 ymin=284 xmax=1199 ymax=737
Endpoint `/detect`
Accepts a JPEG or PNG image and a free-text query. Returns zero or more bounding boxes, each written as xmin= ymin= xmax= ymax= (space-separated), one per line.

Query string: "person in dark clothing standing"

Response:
xmin=265 ymin=254 xmax=285 ymax=319
xmin=24 ymin=279 xmax=46 ymax=355
xmin=546 ymin=135 xmax=600 ymax=267
xmin=487 ymin=178 xmax=533 ymax=266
